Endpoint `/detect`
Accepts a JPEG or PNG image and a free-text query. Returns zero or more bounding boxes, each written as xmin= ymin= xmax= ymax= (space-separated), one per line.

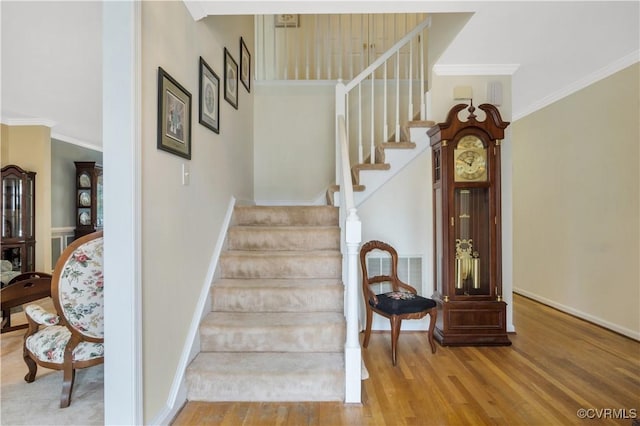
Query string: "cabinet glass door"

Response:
xmin=453 ymin=187 xmax=490 ymax=296
xmin=2 ymin=176 xmax=22 ymax=239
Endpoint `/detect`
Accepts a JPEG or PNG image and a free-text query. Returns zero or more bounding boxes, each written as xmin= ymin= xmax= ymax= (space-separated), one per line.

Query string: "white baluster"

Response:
xmin=358 ymin=83 xmax=363 ymax=164
xmin=283 ymin=22 xmax=288 ymax=79
xmin=327 ymin=15 xmax=331 ymax=80
xmin=305 ymin=17 xmax=310 ymax=80
xmin=408 ymin=38 xmax=413 ymax=122
xmin=395 ymin=51 xmax=400 ymax=142
xmin=315 ymin=15 xmax=320 ymax=79
xmin=370 ymin=72 xmax=375 ymax=164
xmin=420 ymin=30 xmax=425 ymax=120
xmin=294 ymin=21 xmax=299 ymax=80
xmin=383 ymin=59 xmax=388 ymax=143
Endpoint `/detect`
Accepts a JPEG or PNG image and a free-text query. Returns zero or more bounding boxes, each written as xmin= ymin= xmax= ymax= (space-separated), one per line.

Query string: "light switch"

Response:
xmin=182 ymin=163 xmax=190 ymax=186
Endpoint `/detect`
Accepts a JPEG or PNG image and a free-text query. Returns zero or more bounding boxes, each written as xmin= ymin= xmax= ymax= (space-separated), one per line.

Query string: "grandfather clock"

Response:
xmin=428 ymin=102 xmax=511 ymax=346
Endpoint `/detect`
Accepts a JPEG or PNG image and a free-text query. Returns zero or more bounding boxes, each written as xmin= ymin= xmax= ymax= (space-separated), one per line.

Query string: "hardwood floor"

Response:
xmin=172 ymin=294 xmax=640 ymax=425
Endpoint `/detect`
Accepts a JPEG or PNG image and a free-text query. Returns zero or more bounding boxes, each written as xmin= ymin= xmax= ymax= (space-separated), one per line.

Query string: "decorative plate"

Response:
xmin=79 ymin=172 xmax=91 ymax=188
xmin=79 ymin=192 xmax=91 ymax=206
xmin=79 ymin=211 xmax=91 ymax=226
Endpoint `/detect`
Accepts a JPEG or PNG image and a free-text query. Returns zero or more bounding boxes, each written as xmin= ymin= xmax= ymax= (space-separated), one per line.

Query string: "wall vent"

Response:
xmin=366 ymin=255 xmax=423 ymax=293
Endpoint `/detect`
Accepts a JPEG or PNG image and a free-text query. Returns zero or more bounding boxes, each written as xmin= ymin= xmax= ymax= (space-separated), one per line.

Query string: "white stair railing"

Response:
xmin=335 ymin=113 xmax=362 ymax=404
xmin=334 ymin=19 xmax=430 ymax=402
xmin=338 ymin=17 xmax=431 ymax=166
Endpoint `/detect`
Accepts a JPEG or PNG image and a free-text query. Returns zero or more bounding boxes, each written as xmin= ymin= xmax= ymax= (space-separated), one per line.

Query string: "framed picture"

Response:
xmin=275 ymin=14 xmax=299 ymax=28
xmin=199 ymin=57 xmax=220 ymax=134
xmin=240 ymin=37 xmax=251 ymax=93
xmin=157 ymin=67 xmax=191 ymax=159
xmin=224 ymin=48 xmax=238 ymax=110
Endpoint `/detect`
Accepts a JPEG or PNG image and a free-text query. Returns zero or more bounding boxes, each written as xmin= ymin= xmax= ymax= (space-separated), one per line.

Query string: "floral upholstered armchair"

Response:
xmin=23 ymin=231 xmax=104 ymax=408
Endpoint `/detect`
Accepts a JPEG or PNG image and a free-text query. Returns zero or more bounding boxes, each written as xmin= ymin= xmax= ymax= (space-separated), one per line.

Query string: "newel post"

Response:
xmin=344 ymin=207 xmax=362 ymax=403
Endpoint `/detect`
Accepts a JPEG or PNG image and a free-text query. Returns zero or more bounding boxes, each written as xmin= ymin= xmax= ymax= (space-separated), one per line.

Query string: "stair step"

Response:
xmin=227 ymin=226 xmax=339 ymax=251
xmin=199 ymin=312 xmax=346 ymax=352
xmin=232 ymin=205 xmax=338 ymax=226
xmin=212 ymin=278 xmax=344 ymax=312
xmin=220 ymin=250 xmax=341 ymax=279
xmin=186 ymin=352 xmax=345 ymax=402
xmin=381 ymin=141 xmax=416 ymax=149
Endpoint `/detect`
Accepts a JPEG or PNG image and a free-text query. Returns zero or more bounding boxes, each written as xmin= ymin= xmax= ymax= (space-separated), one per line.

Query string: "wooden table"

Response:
xmin=1 ymin=272 xmax=52 ymax=333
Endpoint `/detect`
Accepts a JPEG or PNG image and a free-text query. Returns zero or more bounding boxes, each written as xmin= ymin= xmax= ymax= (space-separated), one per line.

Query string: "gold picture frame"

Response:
xmin=274 ymin=14 xmax=299 ymax=28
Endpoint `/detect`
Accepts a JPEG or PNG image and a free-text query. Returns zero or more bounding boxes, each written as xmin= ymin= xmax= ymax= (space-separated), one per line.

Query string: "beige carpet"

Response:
xmin=0 ymin=300 xmax=104 ymax=425
xmin=186 ymin=205 xmax=346 ymax=402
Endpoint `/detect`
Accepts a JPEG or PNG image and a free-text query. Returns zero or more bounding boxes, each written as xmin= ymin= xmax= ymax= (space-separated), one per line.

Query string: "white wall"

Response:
xmin=140 ymin=3 xmax=253 ymax=420
xmin=1 ymin=1 xmax=102 ymax=148
xmin=512 ymin=63 xmax=639 ymax=339
xmin=359 ymin=145 xmax=433 ymax=331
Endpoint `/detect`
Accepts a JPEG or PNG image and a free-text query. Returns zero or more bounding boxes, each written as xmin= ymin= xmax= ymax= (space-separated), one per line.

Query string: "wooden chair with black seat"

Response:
xmin=22 ymin=231 xmax=104 ymax=408
xmin=360 ymin=240 xmax=437 ymax=366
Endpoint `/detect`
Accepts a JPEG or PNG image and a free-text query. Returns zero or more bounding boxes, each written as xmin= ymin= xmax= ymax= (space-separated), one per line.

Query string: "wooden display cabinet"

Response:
xmin=74 ymin=162 xmax=103 ymax=239
xmin=1 ymin=165 xmax=36 ymax=277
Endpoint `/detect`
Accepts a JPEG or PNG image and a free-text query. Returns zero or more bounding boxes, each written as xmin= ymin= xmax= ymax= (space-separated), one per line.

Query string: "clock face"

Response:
xmin=455 ymin=136 xmax=487 ymax=181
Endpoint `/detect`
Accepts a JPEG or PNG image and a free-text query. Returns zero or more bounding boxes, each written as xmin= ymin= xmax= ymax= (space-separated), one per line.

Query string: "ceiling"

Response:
xmin=1 ymin=1 xmax=638 ymax=150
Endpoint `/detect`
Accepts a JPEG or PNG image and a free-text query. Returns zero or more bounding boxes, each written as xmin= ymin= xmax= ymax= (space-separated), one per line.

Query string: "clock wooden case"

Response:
xmin=428 ymin=102 xmax=511 ymax=346
xmin=74 ymin=162 xmax=103 ymax=239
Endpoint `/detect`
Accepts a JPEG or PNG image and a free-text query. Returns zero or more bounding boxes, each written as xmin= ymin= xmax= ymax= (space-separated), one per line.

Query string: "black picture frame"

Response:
xmin=240 ymin=37 xmax=251 ymax=93
xmin=224 ymin=48 xmax=238 ymax=110
xmin=157 ymin=67 xmax=191 ymax=159
xmin=199 ymin=57 xmax=220 ymax=134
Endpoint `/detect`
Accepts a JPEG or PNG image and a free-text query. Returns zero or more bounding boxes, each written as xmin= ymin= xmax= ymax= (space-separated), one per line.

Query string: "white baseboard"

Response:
xmin=514 ymin=288 xmax=640 ymax=341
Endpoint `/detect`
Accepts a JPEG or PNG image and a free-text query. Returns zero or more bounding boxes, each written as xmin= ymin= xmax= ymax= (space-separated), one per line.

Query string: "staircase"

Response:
xmin=186 ymin=205 xmax=346 ymax=402
xmin=327 ymin=118 xmax=434 ymax=206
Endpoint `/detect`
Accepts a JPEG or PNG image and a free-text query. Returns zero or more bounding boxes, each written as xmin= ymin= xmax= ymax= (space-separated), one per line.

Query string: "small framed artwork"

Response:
xmin=224 ymin=48 xmax=238 ymax=110
xmin=240 ymin=37 xmax=251 ymax=93
xmin=157 ymin=67 xmax=191 ymax=159
xmin=275 ymin=14 xmax=299 ymax=28
xmin=199 ymin=57 xmax=220 ymax=134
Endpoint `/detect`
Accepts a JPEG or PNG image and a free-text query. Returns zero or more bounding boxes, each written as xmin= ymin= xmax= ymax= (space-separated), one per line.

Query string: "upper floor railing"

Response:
xmin=255 ymin=13 xmax=428 ymax=81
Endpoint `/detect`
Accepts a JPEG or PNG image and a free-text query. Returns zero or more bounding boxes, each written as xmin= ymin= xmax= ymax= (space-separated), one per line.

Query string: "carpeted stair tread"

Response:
xmin=232 ymin=205 xmax=338 ymax=226
xmin=227 ymin=226 xmax=339 ymax=251
xmin=186 ymin=352 xmax=345 ymax=402
xmin=211 ymin=278 xmax=344 ymax=312
xmin=188 ymin=205 xmax=345 ymax=402
xmin=213 ymin=277 xmax=342 ymax=289
xmin=202 ymin=311 xmax=345 ymax=327
xmin=220 ymin=251 xmax=341 ymax=279
xmin=199 ymin=312 xmax=345 ymax=352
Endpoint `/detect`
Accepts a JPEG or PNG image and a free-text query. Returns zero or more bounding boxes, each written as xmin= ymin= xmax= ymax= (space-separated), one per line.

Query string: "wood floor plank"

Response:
xmin=171 ymin=295 xmax=640 ymax=425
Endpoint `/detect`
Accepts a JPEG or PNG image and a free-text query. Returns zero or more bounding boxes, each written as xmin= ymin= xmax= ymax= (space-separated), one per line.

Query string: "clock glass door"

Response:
xmin=453 ymin=187 xmax=490 ymax=296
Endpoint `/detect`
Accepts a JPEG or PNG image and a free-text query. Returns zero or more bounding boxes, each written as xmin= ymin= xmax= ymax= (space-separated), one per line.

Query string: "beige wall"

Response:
xmin=512 ymin=63 xmax=639 ymax=338
xmin=140 ymin=3 xmax=254 ymax=420
xmin=0 ymin=124 xmax=52 ymax=272
xmin=253 ymin=83 xmax=335 ymax=204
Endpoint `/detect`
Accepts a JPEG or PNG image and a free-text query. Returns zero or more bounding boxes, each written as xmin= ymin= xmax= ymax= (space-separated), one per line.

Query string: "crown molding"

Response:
xmin=0 ymin=116 xmax=56 ymax=128
xmin=433 ymin=63 xmax=520 ymax=76
xmin=513 ymin=50 xmax=640 ymax=121
xmin=51 ymin=132 xmax=103 ymax=152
